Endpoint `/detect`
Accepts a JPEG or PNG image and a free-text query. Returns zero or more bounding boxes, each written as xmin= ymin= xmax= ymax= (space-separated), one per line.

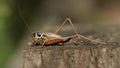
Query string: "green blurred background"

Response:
xmin=0 ymin=0 xmax=120 ymax=68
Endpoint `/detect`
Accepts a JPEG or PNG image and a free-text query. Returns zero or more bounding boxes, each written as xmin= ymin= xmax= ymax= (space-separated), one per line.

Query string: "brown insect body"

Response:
xmin=32 ymin=32 xmax=72 ymax=45
xmin=18 ymin=6 xmax=105 ymax=47
xmin=32 ymin=18 xmax=105 ymax=46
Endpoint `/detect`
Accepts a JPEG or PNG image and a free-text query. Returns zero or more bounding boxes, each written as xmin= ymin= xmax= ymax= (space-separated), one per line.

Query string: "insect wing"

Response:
xmin=45 ymin=32 xmax=62 ymax=40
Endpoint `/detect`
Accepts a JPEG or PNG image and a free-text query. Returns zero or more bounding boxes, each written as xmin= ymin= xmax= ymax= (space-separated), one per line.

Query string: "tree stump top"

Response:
xmin=23 ymin=25 xmax=120 ymax=68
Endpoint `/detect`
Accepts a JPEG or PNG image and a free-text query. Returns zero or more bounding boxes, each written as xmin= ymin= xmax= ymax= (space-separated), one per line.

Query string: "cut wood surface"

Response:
xmin=23 ymin=25 xmax=120 ymax=68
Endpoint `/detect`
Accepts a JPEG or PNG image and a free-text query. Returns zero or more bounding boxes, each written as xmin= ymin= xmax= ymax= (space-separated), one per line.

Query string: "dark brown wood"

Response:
xmin=23 ymin=25 xmax=120 ymax=68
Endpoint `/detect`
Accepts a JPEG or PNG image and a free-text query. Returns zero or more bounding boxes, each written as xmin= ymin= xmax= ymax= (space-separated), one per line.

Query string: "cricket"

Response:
xmin=18 ymin=6 xmax=105 ymax=47
xmin=32 ymin=18 xmax=106 ymax=47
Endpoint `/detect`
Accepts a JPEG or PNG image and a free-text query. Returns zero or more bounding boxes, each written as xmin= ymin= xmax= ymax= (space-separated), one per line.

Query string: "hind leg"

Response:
xmin=68 ymin=34 xmax=106 ymax=44
xmin=54 ymin=18 xmax=80 ymax=39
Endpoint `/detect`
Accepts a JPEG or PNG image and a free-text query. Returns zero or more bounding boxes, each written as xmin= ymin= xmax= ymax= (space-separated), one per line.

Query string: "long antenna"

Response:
xmin=18 ymin=5 xmax=32 ymax=33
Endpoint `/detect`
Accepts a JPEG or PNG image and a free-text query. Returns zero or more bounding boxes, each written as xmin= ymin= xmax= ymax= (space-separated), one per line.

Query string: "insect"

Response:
xmin=32 ymin=18 xmax=105 ymax=47
xmin=18 ymin=6 xmax=105 ymax=47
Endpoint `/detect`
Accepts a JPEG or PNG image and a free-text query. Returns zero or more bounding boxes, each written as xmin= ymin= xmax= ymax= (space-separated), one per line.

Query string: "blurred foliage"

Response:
xmin=0 ymin=0 xmax=13 ymax=68
xmin=0 ymin=0 xmax=39 ymax=68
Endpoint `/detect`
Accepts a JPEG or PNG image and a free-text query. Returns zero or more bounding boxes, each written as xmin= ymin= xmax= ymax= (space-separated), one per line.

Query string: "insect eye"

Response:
xmin=37 ymin=32 xmax=41 ymax=37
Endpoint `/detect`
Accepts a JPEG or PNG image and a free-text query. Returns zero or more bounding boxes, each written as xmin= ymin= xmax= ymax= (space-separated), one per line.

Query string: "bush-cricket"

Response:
xmin=18 ymin=7 xmax=105 ymax=47
xmin=32 ymin=18 xmax=105 ymax=47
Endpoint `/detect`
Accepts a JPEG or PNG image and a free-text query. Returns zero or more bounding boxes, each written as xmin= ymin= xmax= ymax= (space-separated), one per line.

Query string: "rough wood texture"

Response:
xmin=23 ymin=25 xmax=120 ymax=68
